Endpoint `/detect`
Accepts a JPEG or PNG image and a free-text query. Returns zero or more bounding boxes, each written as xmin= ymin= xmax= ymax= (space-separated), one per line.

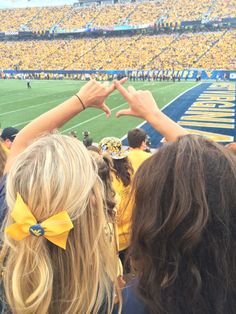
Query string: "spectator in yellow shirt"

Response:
xmin=0 ymin=127 xmax=19 ymax=155
xmin=127 ymin=128 xmax=151 ymax=172
xmin=99 ymin=137 xmax=134 ymax=270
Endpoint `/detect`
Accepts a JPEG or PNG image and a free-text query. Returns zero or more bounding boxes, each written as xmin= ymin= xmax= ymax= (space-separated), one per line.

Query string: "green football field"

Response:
xmin=0 ymin=80 xmax=197 ymax=142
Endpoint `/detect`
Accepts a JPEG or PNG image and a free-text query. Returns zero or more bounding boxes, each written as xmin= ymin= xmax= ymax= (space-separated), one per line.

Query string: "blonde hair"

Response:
xmin=0 ymin=133 xmax=119 ymax=314
xmin=90 ymin=152 xmax=116 ymax=217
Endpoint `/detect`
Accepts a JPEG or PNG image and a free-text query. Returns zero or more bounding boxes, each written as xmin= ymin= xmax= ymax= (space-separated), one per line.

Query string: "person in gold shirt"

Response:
xmin=99 ymin=137 xmax=134 ymax=270
xmin=0 ymin=127 xmax=19 ymax=155
xmin=127 ymin=128 xmax=151 ymax=172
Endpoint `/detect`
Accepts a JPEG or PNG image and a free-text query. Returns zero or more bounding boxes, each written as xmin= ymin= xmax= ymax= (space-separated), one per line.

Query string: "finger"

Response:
xmin=101 ymin=102 xmax=111 ymax=118
xmin=105 ymin=82 xmax=116 ymax=95
xmin=118 ymin=77 xmax=128 ymax=85
xmin=116 ymin=109 xmax=132 ymax=118
xmin=127 ymin=86 xmax=136 ymax=94
xmin=106 ymin=77 xmax=128 ymax=94
xmin=114 ymin=80 xmax=132 ymax=101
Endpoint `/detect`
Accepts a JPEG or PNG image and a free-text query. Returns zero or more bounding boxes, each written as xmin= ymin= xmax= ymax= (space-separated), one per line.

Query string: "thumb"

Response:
xmin=116 ymin=109 xmax=132 ymax=118
xmin=101 ymin=102 xmax=111 ymax=118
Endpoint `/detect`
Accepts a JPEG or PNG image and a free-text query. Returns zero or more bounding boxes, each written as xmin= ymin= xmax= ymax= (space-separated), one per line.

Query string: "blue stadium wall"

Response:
xmin=2 ymin=69 xmax=236 ymax=81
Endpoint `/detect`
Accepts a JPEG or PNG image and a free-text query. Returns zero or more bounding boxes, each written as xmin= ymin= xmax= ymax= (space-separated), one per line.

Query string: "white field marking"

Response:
xmin=62 ymin=101 xmax=127 ymax=133
xmin=0 ymin=90 xmax=120 ymax=116
xmin=120 ymin=82 xmax=202 ymax=141
xmin=0 ymin=88 xmax=78 ymax=106
xmin=0 ymin=98 xmax=58 ymax=117
xmin=13 ymin=120 xmax=32 ymax=127
xmin=0 ymin=94 xmax=53 ymax=107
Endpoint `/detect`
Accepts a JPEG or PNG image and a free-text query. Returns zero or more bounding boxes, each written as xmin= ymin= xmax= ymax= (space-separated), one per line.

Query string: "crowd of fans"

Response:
xmin=210 ymin=0 xmax=235 ymax=21
xmin=0 ymin=78 xmax=236 ymax=313
xmin=0 ymin=6 xmax=69 ymax=32
xmin=0 ymin=0 xmax=235 ymax=32
xmin=195 ymin=30 xmax=236 ymax=70
xmin=59 ymin=5 xmax=100 ymax=30
xmin=0 ymin=30 xmax=235 ymax=70
xmin=152 ymin=31 xmax=223 ymax=70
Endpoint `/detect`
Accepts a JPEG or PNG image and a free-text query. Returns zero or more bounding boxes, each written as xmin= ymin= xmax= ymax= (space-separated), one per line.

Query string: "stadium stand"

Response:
xmin=0 ymin=7 xmax=39 ymax=32
xmin=150 ymin=31 xmax=224 ymax=70
xmin=210 ymin=0 xmax=236 ymax=20
xmin=62 ymin=3 xmax=135 ymax=29
xmin=26 ymin=5 xmax=69 ymax=32
xmin=195 ymin=30 xmax=236 ymax=69
xmin=122 ymin=1 xmax=167 ymax=26
xmin=0 ymin=6 xmax=69 ymax=32
xmin=0 ymin=0 xmax=235 ymax=32
xmin=58 ymin=5 xmax=100 ymax=30
xmin=0 ymin=30 xmax=235 ymax=70
xmin=165 ymin=0 xmax=211 ymax=23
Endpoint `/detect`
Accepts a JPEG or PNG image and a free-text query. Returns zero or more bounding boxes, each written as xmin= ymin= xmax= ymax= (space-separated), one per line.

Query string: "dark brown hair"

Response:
xmin=130 ymin=135 xmax=236 ymax=314
xmin=113 ymin=157 xmax=133 ymax=187
xmin=128 ymin=128 xmax=147 ymax=149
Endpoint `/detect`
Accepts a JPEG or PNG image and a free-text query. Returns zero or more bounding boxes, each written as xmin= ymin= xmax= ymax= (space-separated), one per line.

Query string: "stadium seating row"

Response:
xmin=0 ymin=0 xmax=235 ymax=32
xmin=0 ymin=30 xmax=235 ymax=70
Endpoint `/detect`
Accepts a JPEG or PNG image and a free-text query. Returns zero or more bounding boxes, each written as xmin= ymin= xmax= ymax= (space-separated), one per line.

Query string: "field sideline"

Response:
xmin=0 ymin=80 xmax=197 ymax=142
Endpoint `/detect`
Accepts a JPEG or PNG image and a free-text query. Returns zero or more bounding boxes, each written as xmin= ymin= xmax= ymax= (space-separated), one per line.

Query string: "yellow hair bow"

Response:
xmin=5 ymin=193 xmax=74 ymax=250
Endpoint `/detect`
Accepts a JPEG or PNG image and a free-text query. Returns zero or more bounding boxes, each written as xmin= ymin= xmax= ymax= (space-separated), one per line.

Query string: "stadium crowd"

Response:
xmin=0 ymin=6 xmax=69 ymax=32
xmin=0 ymin=30 xmax=235 ymax=71
xmin=0 ymin=0 xmax=235 ymax=32
xmin=195 ymin=30 xmax=236 ymax=70
xmin=0 ymin=79 xmax=236 ymax=313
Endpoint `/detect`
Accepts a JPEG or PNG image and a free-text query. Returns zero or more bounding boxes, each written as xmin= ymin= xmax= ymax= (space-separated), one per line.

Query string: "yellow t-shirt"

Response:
xmin=128 ymin=149 xmax=151 ymax=172
xmin=1 ymin=142 xmax=9 ymax=155
xmin=105 ymin=208 xmax=123 ymax=276
xmin=112 ymin=175 xmax=133 ymax=251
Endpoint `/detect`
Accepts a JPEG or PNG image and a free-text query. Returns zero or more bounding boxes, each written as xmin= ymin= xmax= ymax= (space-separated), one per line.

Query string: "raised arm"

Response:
xmin=5 ymin=79 xmax=126 ymax=173
xmin=114 ymin=81 xmax=188 ymax=142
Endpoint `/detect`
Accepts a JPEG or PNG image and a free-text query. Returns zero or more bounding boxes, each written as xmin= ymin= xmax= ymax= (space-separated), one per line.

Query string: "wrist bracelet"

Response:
xmin=75 ymin=94 xmax=86 ymax=110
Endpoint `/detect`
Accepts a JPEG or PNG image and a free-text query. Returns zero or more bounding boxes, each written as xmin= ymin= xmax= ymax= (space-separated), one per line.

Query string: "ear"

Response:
xmin=141 ymin=141 xmax=147 ymax=150
xmin=5 ymin=139 xmax=12 ymax=149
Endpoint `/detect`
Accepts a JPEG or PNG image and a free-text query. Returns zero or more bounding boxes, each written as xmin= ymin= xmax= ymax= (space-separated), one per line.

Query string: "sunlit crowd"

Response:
xmin=0 ymin=0 xmax=235 ymax=32
xmin=0 ymin=30 xmax=235 ymax=71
